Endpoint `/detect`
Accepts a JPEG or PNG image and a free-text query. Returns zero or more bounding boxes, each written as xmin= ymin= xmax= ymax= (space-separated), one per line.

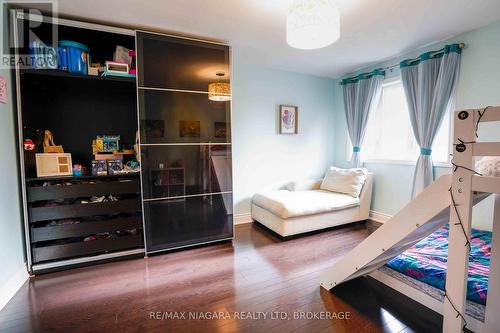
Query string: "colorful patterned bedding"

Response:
xmin=385 ymin=224 xmax=491 ymax=305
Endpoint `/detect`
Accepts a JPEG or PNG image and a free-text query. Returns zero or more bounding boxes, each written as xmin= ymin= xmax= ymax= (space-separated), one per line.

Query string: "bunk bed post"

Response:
xmin=484 ymin=194 xmax=500 ymax=332
xmin=443 ymin=109 xmax=475 ymax=333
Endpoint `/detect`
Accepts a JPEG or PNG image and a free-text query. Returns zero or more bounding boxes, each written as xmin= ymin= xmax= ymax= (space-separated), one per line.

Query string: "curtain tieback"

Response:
xmin=353 ymin=146 xmax=361 ymax=153
xmin=420 ymin=147 xmax=432 ymax=156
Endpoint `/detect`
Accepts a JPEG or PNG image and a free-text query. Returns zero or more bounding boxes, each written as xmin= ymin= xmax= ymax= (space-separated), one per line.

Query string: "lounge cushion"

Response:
xmin=252 ymin=190 xmax=360 ymax=219
xmin=320 ymin=167 xmax=368 ymax=197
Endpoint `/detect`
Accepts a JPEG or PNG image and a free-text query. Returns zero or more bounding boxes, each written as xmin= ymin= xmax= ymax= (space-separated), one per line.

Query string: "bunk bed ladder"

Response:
xmin=445 ymin=107 xmax=500 ymax=333
xmin=444 ymin=109 xmax=476 ymax=332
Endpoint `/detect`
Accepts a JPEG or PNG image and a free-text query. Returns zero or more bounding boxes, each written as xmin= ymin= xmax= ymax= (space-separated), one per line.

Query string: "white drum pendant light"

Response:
xmin=287 ymin=0 xmax=340 ymax=50
xmin=208 ymin=72 xmax=230 ymax=101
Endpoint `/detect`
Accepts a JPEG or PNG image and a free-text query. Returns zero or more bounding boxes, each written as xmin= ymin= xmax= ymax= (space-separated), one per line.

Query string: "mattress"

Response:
xmin=378 ymin=266 xmax=486 ymax=322
xmin=385 ymin=224 xmax=491 ymax=306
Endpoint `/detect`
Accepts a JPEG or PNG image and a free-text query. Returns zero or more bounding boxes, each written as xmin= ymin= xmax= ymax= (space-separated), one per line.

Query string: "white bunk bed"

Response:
xmin=320 ymin=106 xmax=500 ymax=333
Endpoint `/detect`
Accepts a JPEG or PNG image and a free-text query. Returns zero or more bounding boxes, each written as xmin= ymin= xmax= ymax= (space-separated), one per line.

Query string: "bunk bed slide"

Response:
xmin=320 ymin=174 xmax=490 ymax=289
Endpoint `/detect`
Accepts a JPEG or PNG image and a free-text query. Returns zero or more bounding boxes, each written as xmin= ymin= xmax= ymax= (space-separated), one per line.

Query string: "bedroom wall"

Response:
xmin=0 ymin=11 xmax=27 ymax=310
xmin=231 ymin=52 xmax=336 ymax=216
xmin=332 ymin=20 xmax=500 ymax=231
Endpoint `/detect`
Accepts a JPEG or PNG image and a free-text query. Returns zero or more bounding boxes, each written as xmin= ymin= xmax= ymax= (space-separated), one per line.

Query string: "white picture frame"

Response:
xmin=35 ymin=153 xmax=73 ymax=177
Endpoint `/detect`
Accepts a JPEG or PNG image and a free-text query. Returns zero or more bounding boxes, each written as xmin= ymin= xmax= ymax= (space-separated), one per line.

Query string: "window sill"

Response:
xmin=361 ymin=159 xmax=452 ymax=168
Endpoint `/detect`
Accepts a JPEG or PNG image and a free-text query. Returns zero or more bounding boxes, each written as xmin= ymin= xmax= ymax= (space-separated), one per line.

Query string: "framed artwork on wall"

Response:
xmin=279 ymin=105 xmax=298 ymax=134
xmin=179 ymin=120 xmax=200 ymax=137
xmin=144 ymin=120 xmax=165 ymax=138
xmin=214 ymin=122 xmax=227 ymax=138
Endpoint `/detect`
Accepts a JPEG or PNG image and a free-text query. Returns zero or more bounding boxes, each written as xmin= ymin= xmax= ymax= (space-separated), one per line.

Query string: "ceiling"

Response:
xmin=56 ymin=0 xmax=500 ymax=78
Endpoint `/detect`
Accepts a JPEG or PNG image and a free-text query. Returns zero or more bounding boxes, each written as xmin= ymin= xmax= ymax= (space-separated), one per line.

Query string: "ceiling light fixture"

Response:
xmin=208 ymin=72 xmax=230 ymax=101
xmin=286 ymin=0 xmax=340 ymax=50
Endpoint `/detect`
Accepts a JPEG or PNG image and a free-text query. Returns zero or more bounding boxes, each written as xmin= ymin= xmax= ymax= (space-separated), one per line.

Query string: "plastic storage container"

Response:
xmin=57 ymin=40 xmax=89 ymax=75
xmin=29 ymin=39 xmax=58 ymax=69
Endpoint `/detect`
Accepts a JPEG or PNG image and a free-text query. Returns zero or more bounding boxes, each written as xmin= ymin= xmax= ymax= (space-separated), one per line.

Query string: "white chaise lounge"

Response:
xmin=251 ymin=173 xmax=373 ymax=237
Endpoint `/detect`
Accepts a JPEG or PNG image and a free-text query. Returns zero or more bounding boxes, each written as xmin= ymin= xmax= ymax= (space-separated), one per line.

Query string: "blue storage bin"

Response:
xmin=57 ymin=40 xmax=89 ymax=75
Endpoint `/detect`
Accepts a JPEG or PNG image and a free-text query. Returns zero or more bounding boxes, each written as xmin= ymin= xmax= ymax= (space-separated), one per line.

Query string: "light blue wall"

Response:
xmin=332 ymin=21 xmax=500 ymax=229
xmin=232 ymin=50 xmax=336 ymax=215
xmin=0 ymin=12 xmax=26 ymax=289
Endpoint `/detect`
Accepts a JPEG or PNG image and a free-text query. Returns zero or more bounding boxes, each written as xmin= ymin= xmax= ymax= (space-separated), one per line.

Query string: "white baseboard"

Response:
xmin=236 ymin=211 xmax=391 ymax=225
xmin=234 ymin=213 xmax=253 ymax=225
xmin=369 ymin=210 xmax=392 ymax=224
xmin=0 ymin=263 xmax=29 ymax=311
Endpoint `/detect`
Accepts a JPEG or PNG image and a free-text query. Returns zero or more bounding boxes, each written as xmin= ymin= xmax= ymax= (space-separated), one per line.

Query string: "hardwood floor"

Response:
xmin=0 ymin=223 xmax=441 ymax=333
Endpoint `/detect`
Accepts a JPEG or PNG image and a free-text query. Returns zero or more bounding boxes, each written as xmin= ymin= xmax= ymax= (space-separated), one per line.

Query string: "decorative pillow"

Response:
xmin=285 ymin=179 xmax=322 ymax=191
xmin=476 ymin=156 xmax=500 ymax=177
xmin=320 ymin=167 xmax=368 ymax=197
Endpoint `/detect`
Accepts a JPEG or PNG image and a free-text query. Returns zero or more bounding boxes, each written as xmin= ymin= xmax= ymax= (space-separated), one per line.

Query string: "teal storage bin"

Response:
xmin=57 ymin=40 xmax=89 ymax=75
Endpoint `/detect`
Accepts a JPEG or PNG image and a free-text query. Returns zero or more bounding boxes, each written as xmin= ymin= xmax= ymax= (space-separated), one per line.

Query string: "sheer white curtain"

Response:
xmin=400 ymin=44 xmax=461 ymax=198
xmin=342 ymin=70 xmax=385 ymax=168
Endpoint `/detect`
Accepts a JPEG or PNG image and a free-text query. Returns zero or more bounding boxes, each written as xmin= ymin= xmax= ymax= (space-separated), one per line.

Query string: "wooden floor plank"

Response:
xmin=0 ymin=222 xmax=440 ymax=333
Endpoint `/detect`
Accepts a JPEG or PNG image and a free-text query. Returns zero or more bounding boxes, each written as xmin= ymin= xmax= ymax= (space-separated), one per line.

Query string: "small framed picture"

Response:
xmin=179 ymin=120 xmax=200 ymax=138
xmin=279 ymin=105 xmax=298 ymax=134
xmin=214 ymin=122 xmax=228 ymax=138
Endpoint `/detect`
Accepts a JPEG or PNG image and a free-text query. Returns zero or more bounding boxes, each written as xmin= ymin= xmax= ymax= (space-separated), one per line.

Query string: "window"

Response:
xmin=348 ymin=78 xmax=451 ymax=164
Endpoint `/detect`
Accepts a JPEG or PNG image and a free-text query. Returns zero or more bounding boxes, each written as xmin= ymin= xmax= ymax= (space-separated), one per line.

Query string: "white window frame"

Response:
xmin=346 ymin=76 xmax=452 ymax=168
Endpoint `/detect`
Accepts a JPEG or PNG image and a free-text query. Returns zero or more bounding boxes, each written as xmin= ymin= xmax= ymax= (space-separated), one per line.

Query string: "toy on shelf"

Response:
xmin=102 ymin=45 xmax=137 ymax=78
xmin=93 ymin=135 xmax=120 ymax=153
xmin=91 ymin=158 xmax=139 ymax=176
xmin=128 ymin=50 xmax=136 ymax=75
xmin=107 ymin=159 xmax=122 ymax=175
xmin=104 ymin=61 xmax=135 ymax=78
xmin=43 ymin=130 xmax=64 ymax=153
xmin=113 ymin=46 xmax=131 ymax=64
xmin=92 ymin=135 xmax=136 ymax=162
xmin=123 ymin=160 xmax=140 ymax=173
xmin=73 ymin=164 xmax=82 ymax=177
xmin=91 ymin=160 xmax=107 ymax=176
xmin=88 ymin=63 xmax=103 ymax=76
xmin=90 ymin=135 xmax=139 ymax=175
xmin=24 ymin=138 xmax=35 ymax=151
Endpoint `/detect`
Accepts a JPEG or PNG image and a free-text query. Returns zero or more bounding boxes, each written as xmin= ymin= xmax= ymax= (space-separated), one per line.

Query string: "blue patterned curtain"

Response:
xmin=342 ymin=69 xmax=385 ymax=168
xmin=400 ymin=44 xmax=462 ymax=198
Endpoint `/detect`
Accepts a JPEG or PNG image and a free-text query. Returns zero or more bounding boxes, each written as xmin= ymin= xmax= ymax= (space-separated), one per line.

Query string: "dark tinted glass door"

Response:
xmin=140 ymin=145 xmax=232 ymax=199
xmin=137 ymin=32 xmax=230 ymax=91
xmin=144 ymin=194 xmax=233 ymax=251
xmin=138 ymin=90 xmax=231 ymax=144
xmin=136 ymin=31 xmax=233 ymax=253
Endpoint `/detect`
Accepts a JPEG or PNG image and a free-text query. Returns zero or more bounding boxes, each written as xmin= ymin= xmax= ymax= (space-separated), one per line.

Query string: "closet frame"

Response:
xmin=12 ymin=10 xmax=144 ymax=274
xmin=12 ymin=10 xmax=234 ymax=274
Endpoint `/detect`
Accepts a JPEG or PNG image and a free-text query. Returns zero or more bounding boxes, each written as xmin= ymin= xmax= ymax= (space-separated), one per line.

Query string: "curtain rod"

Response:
xmin=383 ymin=42 xmax=465 ymax=72
xmin=339 ymin=42 xmax=465 ymax=85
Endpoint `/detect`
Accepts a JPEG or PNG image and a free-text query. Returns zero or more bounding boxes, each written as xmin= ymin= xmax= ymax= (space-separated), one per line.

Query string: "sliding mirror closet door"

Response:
xmin=136 ymin=31 xmax=233 ymax=253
